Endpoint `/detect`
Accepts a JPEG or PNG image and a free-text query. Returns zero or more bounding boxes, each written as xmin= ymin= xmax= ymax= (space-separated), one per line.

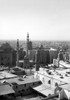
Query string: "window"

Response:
xmin=8 ymin=57 xmax=9 ymax=60
xmin=1 ymin=63 xmax=4 ymax=65
xmin=22 ymin=89 xmax=24 ymax=92
xmin=27 ymin=89 xmax=28 ymax=91
xmin=33 ymin=83 xmax=35 ymax=86
xmin=48 ymin=80 xmax=51 ymax=84
xmin=16 ymin=85 xmax=18 ymax=89
xmin=18 ymin=91 xmax=21 ymax=94
xmin=55 ymin=83 xmax=58 ymax=87
xmin=38 ymin=81 xmax=42 ymax=84
xmin=24 ymin=84 xmax=26 ymax=87
xmin=1 ymin=57 xmax=3 ymax=60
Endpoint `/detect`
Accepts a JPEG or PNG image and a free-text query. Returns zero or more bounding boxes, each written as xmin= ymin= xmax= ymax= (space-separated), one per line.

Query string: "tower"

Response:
xmin=27 ymin=32 xmax=29 ymax=57
xmin=57 ymin=50 xmax=62 ymax=67
xmin=35 ymin=49 xmax=40 ymax=71
xmin=16 ymin=39 xmax=19 ymax=67
xmin=23 ymin=33 xmax=30 ymax=69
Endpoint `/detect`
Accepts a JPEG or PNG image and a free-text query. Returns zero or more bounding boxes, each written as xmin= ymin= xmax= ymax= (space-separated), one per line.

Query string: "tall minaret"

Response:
xmin=27 ymin=32 xmax=29 ymax=57
xmin=35 ymin=49 xmax=40 ymax=71
xmin=16 ymin=39 xmax=19 ymax=67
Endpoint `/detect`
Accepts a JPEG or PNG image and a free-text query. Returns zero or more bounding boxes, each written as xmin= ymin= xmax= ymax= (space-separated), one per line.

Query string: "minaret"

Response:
xmin=27 ymin=32 xmax=29 ymax=57
xmin=35 ymin=49 xmax=39 ymax=71
xmin=16 ymin=39 xmax=19 ymax=67
xmin=58 ymin=52 xmax=60 ymax=67
xmin=58 ymin=50 xmax=61 ymax=67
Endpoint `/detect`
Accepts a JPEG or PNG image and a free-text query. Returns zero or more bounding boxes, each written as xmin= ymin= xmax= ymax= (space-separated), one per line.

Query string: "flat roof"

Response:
xmin=49 ymin=48 xmax=57 ymax=51
xmin=38 ymin=68 xmax=70 ymax=84
xmin=12 ymin=66 xmax=25 ymax=71
xmin=3 ymin=75 xmax=40 ymax=85
xmin=33 ymin=84 xmax=54 ymax=96
xmin=60 ymin=83 xmax=70 ymax=91
xmin=0 ymin=84 xmax=15 ymax=95
xmin=0 ymin=71 xmax=17 ymax=80
xmin=21 ymin=95 xmax=41 ymax=100
xmin=60 ymin=61 xmax=70 ymax=68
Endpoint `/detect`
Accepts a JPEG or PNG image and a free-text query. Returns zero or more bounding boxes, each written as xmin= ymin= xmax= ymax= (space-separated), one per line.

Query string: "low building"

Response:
xmin=0 ymin=73 xmax=41 ymax=97
xmin=53 ymin=59 xmax=59 ymax=67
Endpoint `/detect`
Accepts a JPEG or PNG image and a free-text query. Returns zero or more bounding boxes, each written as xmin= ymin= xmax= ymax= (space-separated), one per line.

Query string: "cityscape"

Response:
xmin=0 ymin=33 xmax=70 ymax=100
xmin=0 ymin=0 xmax=70 ymax=100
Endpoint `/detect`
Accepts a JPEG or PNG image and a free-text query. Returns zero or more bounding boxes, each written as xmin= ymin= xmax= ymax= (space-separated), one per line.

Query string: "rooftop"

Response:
xmin=20 ymin=94 xmax=41 ymax=100
xmin=59 ymin=61 xmax=70 ymax=68
xmin=0 ymin=71 xmax=17 ymax=80
xmin=38 ymin=67 xmax=70 ymax=84
xmin=33 ymin=84 xmax=54 ymax=96
xmin=49 ymin=48 xmax=57 ymax=51
xmin=0 ymin=84 xmax=15 ymax=95
xmin=60 ymin=83 xmax=70 ymax=91
xmin=0 ymin=75 xmax=40 ymax=85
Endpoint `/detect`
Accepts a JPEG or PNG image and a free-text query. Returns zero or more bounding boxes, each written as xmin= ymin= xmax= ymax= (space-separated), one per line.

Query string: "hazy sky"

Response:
xmin=0 ymin=0 xmax=70 ymax=41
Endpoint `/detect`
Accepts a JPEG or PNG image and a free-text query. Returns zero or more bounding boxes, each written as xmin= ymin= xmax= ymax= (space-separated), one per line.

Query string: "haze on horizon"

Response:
xmin=0 ymin=0 xmax=70 ymax=41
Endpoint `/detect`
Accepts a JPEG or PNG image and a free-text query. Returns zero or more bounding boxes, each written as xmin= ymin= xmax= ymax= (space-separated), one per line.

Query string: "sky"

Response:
xmin=0 ymin=0 xmax=70 ymax=41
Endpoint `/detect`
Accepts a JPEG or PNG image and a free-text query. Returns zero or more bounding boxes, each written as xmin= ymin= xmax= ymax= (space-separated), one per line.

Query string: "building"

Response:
xmin=23 ymin=33 xmax=33 ymax=69
xmin=0 ymin=71 xmax=41 ymax=98
xmin=28 ymin=50 xmax=36 ymax=61
xmin=19 ymin=48 xmax=26 ymax=60
xmin=59 ymin=50 xmax=64 ymax=61
xmin=23 ymin=34 xmax=58 ymax=69
xmin=53 ymin=50 xmax=63 ymax=67
xmin=34 ymin=67 xmax=70 ymax=97
xmin=53 ymin=59 xmax=59 ymax=67
xmin=49 ymin=48 xmax=58 ymax=64
xmin=10 ymin=66 xmax=26 ymax=75
xmin=36 ymin=45 xmax=50 ymax=66
xmin=63 ymin=52 xmax=70 ymax=63
xmin=23 ymin=56 xmax=30 ymax=68
xmin=27 ymin=33 xmax=32 ymax=51
xmin=0 ymin=42 xmax=16 ymax=67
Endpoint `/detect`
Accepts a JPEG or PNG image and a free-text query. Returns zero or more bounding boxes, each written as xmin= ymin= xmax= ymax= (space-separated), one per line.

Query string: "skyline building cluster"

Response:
xmin=0 ymin=33 xmax=68 ymax=68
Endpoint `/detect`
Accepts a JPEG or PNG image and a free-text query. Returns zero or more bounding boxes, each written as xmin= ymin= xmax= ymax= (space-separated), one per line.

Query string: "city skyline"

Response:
xmin=0 ymin=0 xmax=70 ymax=41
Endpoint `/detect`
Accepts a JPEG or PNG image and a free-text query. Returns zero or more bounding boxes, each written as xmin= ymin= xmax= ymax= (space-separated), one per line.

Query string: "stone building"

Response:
xmin=0 ymin=42 xmax=16 ymax=67
xmin=23 ymin=33 xmax=33 ymax=69
xmin=19 ymin=48 xmax=26 ymax=60
xmin=28 ymin=50 xmax=36 ymax=61
xmin=36 ymin=46 xmax=50 ymax=66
